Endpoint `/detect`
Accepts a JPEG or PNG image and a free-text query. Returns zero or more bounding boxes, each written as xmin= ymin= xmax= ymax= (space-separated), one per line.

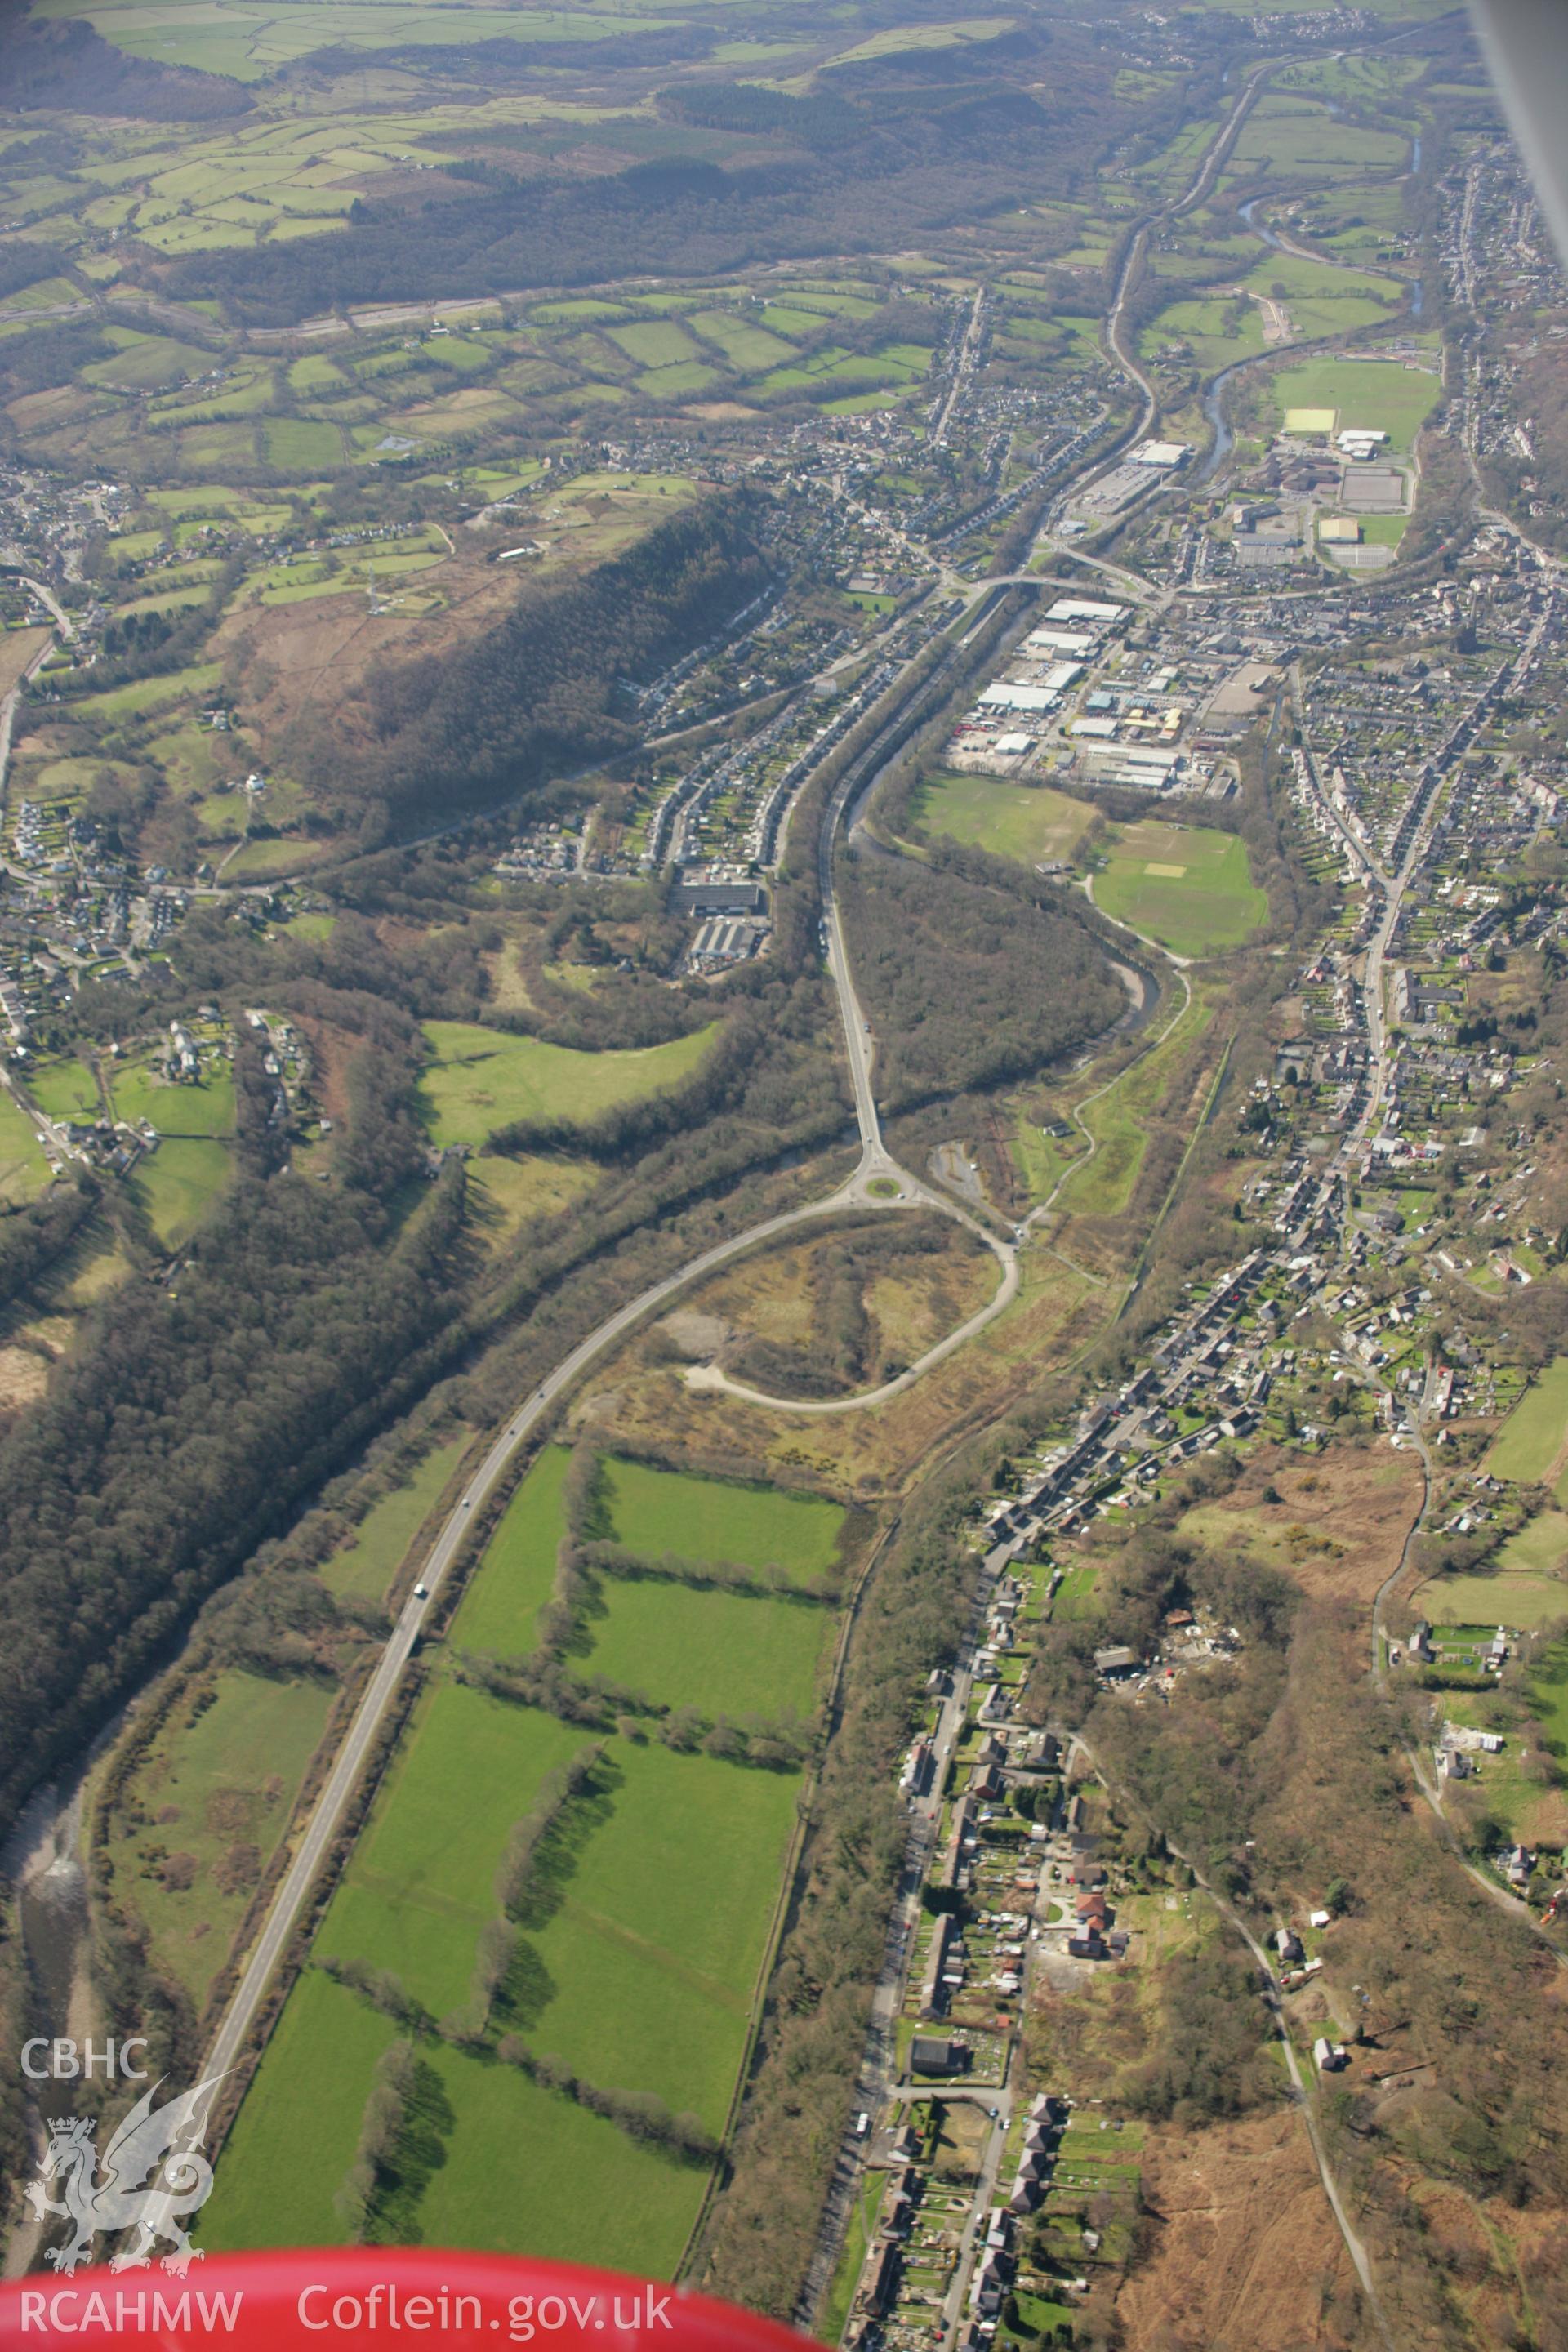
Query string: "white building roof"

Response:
xmin=978 ymin=682 xmax=1059 ymax=713
xmin=1047 ymin=598 xmax=1125 ymax=623
xmin=1025 ymin=628 xmax=1095 ymax=655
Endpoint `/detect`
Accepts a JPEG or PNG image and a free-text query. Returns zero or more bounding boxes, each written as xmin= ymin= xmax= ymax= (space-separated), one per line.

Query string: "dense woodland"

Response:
xmin=278 ymin=498 xmax=765 ymax=839
xmin=840 ymin=848 xmax=1125 ymax=1111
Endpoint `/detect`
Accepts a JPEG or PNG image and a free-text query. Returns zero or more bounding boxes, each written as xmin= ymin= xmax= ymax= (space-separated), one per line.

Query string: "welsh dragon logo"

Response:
xmin=25 ymin=2074 xmax=226 ymax=2276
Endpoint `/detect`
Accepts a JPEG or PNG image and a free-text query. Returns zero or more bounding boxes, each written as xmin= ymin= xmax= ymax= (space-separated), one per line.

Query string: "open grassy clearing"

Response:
xmin=106 ymin=1668 xmax=332 ymax=2008
xmin=449 ymin=1443 xmax=571 ymax=1658
xmin=1142 ymin=293 xmax=1264 ymax=376
xmin=417 ymin=1018 xmax=717 ymax=1148
xmin=1228 ymin=99 xmax=1409 ymax=179
xmin=1414 ymin=1572 xmax=1568 ymax=1632
xmin=110 ymin=1054 xmax=234 ymax=1138
xmin=1486 ymin=1359 xmax=1568 ymax=1483
xmin=913 ymin=772 xmax=1097 ymax=866
xmin=323 ymin=1436 xmax=472 ymax=1607
xmin=1270 ymin=358 xmax=1441 ymax=454
xmin=602 ymin=1456 xmax=845 ymax=1587
xmin=24 ymin=1057 xmax=100 ymax=1125
xmin=72 ymin=661 xmax=224 ymax=719
xmin=1094 ymin=822 xmax=1266 ymax=956
xmin=131 ymin=1138 xmax=232 ymax=1248
xmin=581 ymin=1578 xmax=829 ymax=1721
xmin=0 ymin=1091 xmax=52 ymax=1204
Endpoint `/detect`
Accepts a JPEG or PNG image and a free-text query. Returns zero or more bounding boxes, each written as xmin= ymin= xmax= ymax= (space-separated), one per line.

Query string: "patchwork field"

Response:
xmin=1094 ymin=823 xmax=1266 ymax=956
xmin=213 ymin=1453 xmax=845 ymax=2264
xmin=418 ymin=1020 xmax=717 ymax=1147
xmin=914 ymin=773 xmax=1098 ymax=866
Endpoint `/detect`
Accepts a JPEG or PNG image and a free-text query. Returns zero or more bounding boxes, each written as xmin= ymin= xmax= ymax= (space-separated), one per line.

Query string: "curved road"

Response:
xmin=203 ymin=606 xmax=1022 ymax=2088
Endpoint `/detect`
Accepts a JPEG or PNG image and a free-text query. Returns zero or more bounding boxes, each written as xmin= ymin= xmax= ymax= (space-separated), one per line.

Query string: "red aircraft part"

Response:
xmin=0 ymin=2249 xmax=824 ymax=2352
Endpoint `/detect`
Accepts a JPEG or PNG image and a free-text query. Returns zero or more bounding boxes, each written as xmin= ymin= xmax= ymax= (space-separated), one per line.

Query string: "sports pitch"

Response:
xmin=1094 ymin=822 xmax=1267 ymax=956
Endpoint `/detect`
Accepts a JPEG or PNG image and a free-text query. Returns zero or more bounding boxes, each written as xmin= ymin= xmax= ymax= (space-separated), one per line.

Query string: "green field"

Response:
xmin=690 ymin=311 xmax=798 ymax=372
xmin=205 ymin=1971 xmax=398 ymax=2248
xmin=315 ymin=1683 xmax=591 ymax=2017
xmin=1094 ymin=822 xmax=1266 ymax=956
xmin=1415 ymin=1572 xmax=1568 ymax=1632
xmin=603 ymin=1457 xmax=846 ymax=1587
xmin=1141 ymin=293 xmax=1264 ymax=376
xmin=1269 ymin=358 xmax=1442 ymax=455
xmin=1051 ymin=1563 xmax=1101 ymax=1621
xmin=220 ymin=1693 xmax=801 ymax=2258
xmin=110 ymin=1054 xmax=234 ymax=1138
xmin=915 ymin=773 xmax=1097 ymax=866
xmin=581 ymin=1578 xmax=829 ymax=1720
xmin=323 ymin=1436 xmax=472 ymax=1606
xmin=449 ymin=1445 xmax=572 ymax=1657
xmin=131 ymin=1137 xmax=232 ymax=1247
xmin=24 ymin=1057 xmax=100 ymax=1125
xmin=511 ymin=1735 xmax=798 ymax=2128
xmin=0 ymin=1089 xmax=51 ymax=1202
xmin=73 ymin=661 xmax=225 ymax=719
xmin=108 ymin=1668 xmax=332 ymax=2007
xmin=418 ymin=1020 xmax=716 ymax=1147
xmin=1530 ymin=1640 xmax=1568 ymax=1762
xmin=207 ymin=1968 xmax=705 ymax=2270
xmin=1487 ymin=1360 xmax=1568 ymax=1483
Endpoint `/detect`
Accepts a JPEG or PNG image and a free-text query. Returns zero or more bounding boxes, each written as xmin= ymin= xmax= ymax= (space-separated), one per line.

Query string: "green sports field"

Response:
xmin=418 ymin=1020 xmax=716 ymax=1147
xmin=1486 ymin=1359 xmax=1568 ymax=1483
xmin=915 ymin=773 xmax=1098 ymax=866
xmin=1094 ymin=822 xmax=1267 ymax=956
xmin=603 ymin=1456 xmax=845 ymax=1586
xmin=1269 ymin=358 xmax=1442 ymax=455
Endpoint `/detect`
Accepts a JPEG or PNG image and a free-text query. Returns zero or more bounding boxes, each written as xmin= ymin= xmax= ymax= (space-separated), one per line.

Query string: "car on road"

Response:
xmin=413 ymin=1584 xmax=429 ymax=1600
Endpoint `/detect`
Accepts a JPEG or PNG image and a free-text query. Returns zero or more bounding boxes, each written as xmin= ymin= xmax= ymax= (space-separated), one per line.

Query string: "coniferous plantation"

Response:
xmin=5 ymin=1 xmax=1568 ymax=2346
